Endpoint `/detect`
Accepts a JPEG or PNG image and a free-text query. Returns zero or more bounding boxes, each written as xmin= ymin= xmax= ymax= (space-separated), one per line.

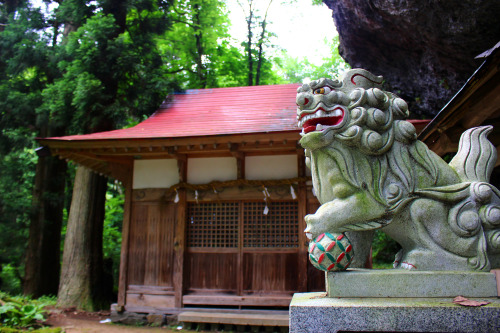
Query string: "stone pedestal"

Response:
xmin=290 ymin=292 xmax=500 ymax=333
xmin=290 ymin=269 xmax=500 ymax=332
xmin=327 ymin=269 xmax=499 ymax=298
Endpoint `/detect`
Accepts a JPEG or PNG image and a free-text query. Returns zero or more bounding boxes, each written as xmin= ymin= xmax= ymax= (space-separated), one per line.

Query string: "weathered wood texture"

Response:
xmin=173 ymin=156 xmax=187 ymax=308
xmin=185 ymin=252 xmax=238 ymax=292
xmin=178 ymin=311 xmax=289 ymax=326
xmin=132 ymin=184 xmax=299 ymax=202
xmin=117 ymin=173 xmax=133 ymax=309
xmin=126 ymin=293 xmax=176 ymax=309
xmin=296 ymin=155 xmax=308 ymax=292
xmin=181 ymin=295 xmax=292 ymax=307
xmin=184 ymin=200 xmax=300 ymax=296
xmin=40 ymin=132 xmax=300 ymax=181
xmin=127 ymin=201 xmax=176 ymax=287
xmin=306 ymin=198 xmax=326 ymax=291
xmin=242 ymin=252 xmax=299 ymax=293
xmin=124 ymin=186 xmax=324 ymax=310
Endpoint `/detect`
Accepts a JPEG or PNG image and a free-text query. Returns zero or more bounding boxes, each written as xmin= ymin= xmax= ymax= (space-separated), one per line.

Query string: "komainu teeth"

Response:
xmin=400 ymin=262 xmax=415 ymax=270
xmin=333 ymin=109 xmax=342 ymax=117
xmin=316 ymin=124 xmax=324 ymax=131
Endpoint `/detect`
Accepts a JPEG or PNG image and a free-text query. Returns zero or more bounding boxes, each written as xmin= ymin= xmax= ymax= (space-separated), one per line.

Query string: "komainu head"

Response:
xmin=297 ymin=68 xmax=415 ymax=155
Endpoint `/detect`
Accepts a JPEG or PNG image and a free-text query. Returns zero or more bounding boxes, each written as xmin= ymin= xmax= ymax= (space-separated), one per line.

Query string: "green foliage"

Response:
xmin=40 ymin=5 xmax=174 ymax=135
xmin=158 ymin=0 xmax=282 ymax=88
xmin=103 ymin=183 xmax=125 ymax=292
xmin=0 ymin=292 xmax=55 ymax=329
xmin=0 ymin=130 xmax=37 ymax=292
xmin=0 ymin=265 xmax=22 ymax=296
xmin=275 ymin=35 xmax=350 ymax=83
xmin=160 ymin=0 xmax=232 ymax=88
xmin=0 ymin=328 xmax=64 ymax=333
xmin=372 ymin=230 xmax=401 ymax=267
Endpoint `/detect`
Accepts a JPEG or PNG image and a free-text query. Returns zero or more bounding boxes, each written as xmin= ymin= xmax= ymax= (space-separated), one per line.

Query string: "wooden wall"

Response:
xmin=121 ymin=184 xmax=323 ymax=311
xmin=125 ymin=201 xmax=177 ymax=310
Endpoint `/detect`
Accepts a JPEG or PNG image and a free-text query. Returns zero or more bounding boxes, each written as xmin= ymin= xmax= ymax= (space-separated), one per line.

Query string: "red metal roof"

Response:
xmin=47 ymin=84 xmax=302 ymax=141
xmin=43 ymin=84 xmax=430 ymax=142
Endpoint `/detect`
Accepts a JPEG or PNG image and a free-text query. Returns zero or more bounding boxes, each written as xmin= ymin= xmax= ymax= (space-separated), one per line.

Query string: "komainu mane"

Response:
xmin=297 ymin=68 xmax=500 ymax=271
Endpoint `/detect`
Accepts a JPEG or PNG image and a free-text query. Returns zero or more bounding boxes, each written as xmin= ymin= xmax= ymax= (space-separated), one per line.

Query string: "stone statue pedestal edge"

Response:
xmin=289 ymin=292 xmax=500 ymax=333
xmin=326 ymin=268 xmax=499 ymax=298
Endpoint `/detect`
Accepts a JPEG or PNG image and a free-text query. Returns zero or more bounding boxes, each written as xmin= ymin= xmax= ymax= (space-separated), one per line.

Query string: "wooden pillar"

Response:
xmin=117 ymin=166 xmax=133 ymax=311
xmin=297 ymin=150 xmax=308 ymax=292
xmin=230 ymin=144 xmax=245 ymax=179
xmin=231 ymin=144 xmax=245 ymax=297
xmin=173 ymin=155 xmax=187 ymax=308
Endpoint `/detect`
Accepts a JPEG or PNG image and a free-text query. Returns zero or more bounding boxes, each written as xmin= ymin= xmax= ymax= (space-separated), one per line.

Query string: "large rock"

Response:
xmin=324 ymin=0 xmax=500 ymax=117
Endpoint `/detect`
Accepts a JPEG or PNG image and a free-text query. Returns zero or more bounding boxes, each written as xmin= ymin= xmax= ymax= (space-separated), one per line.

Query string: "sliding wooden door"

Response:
xmin=184 ymin=200 xmax=300 ymax=306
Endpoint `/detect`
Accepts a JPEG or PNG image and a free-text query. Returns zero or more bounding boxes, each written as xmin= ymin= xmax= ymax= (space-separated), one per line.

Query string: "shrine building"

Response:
xmin=38 ymin=84 xmax=429 ymax=314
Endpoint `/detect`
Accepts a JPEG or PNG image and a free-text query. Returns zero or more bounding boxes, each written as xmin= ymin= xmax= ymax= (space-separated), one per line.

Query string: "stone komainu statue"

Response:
xmin=297 ymin=68 xmax=500 ymax=272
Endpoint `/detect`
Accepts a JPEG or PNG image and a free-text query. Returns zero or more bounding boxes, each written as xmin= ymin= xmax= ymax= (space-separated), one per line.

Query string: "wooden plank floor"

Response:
xmin=178 ymin=311 xmax=289 ymax=327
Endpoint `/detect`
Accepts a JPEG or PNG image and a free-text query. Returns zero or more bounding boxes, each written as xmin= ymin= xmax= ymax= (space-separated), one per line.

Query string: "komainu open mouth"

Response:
xmin=299 ymin=107 xmax=345 ymax=134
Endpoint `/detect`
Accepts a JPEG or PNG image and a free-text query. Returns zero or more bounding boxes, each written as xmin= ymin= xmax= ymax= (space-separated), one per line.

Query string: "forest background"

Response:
xmin=0 ymin=0 xmax=389 ymax=311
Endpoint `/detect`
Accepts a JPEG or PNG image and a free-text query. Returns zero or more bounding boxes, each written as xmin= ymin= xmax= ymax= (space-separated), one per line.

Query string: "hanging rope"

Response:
xmin=166 ymin=177 xmax=308 ymax=196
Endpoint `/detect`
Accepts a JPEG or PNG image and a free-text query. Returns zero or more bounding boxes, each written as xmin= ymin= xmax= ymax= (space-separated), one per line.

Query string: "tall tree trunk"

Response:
xmin=57 ymin=166 xmax=108 ymax=311
xmin=23 ymin=4 xmax=82 ymax=298
xmin=23 ymin=155 xmax=67 ymax=297
xmin=193 ymin=3 xmax=207 ymax=88
xmin=245 ymin=1 xmax=254 ymax=86
xmin=255 ymin=20 xmax=265 ymax=86
xmin=255 ymin=0 xmax=272 ymax=86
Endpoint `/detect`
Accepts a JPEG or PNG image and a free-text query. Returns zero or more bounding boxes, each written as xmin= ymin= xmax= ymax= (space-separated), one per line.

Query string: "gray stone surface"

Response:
xmin=109 ymin=310 xmax=147 ymax=325
xmin=290 ymin=292 xmax=500 ymax=333
xmin=146 ymin=314 xmax=166 ymax=325
xmin=327 ymin=269 xmax=498 ymax=298
xmin=323 ymin=0 xmax=500 ymax=117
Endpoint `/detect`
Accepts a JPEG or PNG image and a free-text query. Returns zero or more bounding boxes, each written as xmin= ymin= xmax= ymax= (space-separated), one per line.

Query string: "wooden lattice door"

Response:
xmin=184 ymin=200 xmax=300 ymax=299
xmin=241 ymin=201 xmax=300 ymax=295
xmin=184 ymin=202 xmax=239 ymax=294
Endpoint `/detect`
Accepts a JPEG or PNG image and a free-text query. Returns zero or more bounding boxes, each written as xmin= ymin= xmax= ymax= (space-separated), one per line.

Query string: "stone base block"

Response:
xmin=327 ymin=269 xmax=499 ymax=298
xmin=290 ymin=292 xmax=500 ymax=333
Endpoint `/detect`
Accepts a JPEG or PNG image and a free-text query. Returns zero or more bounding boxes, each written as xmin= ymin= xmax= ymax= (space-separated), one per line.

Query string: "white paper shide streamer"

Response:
xmin=290 ymin=185 xmax=297 ymax=199
xmin=262 ymin=187 xmax=270 ymax=215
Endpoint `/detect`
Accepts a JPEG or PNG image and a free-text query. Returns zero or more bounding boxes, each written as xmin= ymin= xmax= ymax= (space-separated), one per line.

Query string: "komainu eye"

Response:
xmin=313 ymin=87 xmax=332 ymax=95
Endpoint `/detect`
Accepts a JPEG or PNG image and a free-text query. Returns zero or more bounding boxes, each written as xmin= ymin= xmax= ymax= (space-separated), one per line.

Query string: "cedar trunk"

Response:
xmin=24 ymin=155 xmax=67 ymax=297
xmin=57 ymin=166 xmax=108 ymax=311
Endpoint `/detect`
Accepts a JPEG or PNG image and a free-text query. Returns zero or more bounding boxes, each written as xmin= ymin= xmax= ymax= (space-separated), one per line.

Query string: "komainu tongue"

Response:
xmin=303 ymin=116 xmax=342 ymax=134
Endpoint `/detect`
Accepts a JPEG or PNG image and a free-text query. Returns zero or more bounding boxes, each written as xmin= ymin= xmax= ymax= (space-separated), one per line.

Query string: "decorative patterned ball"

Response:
xmin=308 ymin=232 xmax=354 ymax=271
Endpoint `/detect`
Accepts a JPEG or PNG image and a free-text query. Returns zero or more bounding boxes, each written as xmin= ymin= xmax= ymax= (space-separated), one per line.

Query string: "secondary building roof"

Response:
xmin=45 ymin=84 xmax=302 ymax=142
xmin=38 ymin=84 xmax=430 ymax=181
xmin=419 ymin=43 xmax=500 ymax=159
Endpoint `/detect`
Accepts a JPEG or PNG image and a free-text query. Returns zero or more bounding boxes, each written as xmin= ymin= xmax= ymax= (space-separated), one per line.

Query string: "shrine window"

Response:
xmin=187 ymin=202 xmax=239 ymax=248
xmin=187 ymin=200 xmax=299 ymax=249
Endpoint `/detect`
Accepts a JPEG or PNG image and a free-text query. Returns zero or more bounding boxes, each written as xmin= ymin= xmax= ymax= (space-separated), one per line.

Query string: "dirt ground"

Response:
xmin=44 ymin=309 xmax=185 ymax=333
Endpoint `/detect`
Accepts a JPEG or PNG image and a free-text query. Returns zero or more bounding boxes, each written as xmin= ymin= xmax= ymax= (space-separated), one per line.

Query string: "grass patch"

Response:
xmin=0 ymin=292 xmax=56 ymax=330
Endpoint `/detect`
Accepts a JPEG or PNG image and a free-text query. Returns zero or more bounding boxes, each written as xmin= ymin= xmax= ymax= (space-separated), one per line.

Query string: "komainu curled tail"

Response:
xmin=448 ymin=125 xmax=500 ymax=270
xmin=449 ymin=126 xmax=497 ymax=183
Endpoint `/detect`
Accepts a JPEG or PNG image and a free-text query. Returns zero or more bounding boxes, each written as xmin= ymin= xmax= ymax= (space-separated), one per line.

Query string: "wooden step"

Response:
xmin=182 ymin=294 xmax=292 ymax=307
xmin=178 ymin=311 xmax=289 ymax=327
